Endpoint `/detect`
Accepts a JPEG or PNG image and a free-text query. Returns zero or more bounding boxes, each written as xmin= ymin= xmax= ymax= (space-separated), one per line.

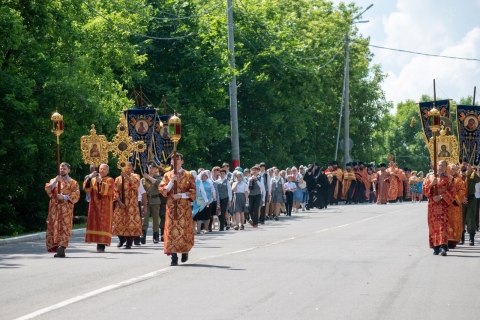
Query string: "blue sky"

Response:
xmin=331 ymin=0 xmax=480 ymax=108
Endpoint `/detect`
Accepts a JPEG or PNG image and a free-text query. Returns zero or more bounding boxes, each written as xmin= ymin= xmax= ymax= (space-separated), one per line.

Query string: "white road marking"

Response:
xmin=15 ymin=210 xmax=393 ymax=320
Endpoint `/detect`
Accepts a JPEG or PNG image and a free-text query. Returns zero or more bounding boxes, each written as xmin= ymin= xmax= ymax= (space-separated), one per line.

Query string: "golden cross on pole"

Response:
xmin=109 ymin=114 xmax=146 ymax=202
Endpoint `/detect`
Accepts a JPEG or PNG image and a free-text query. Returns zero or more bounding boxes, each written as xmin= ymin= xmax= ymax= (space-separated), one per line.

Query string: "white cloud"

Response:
xmin=382 ymin=27 xmax=480 ymax=105
xmin=376 ymin=0 xmax=480 ymax=107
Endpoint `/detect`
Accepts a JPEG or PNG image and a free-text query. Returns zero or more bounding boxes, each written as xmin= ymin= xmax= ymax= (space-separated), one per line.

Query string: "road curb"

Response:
xmin=0 ymin=222 xmax=154 ymax=246
xmin=0 ymin=228 xmax=86 ymax=246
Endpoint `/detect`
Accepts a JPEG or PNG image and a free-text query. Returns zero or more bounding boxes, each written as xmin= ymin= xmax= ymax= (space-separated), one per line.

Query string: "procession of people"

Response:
xmin=44 ymin=156 xmax=480 ymax=263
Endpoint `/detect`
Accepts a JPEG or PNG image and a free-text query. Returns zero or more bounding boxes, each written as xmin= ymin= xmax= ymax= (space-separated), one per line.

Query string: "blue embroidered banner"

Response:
xmin=153 ymin=114 xmax=174 ymax=167
xmin=457 ymin=105 xmax=480 ymax=165
xmin=419 ymin=99 xmax=450 ymax=142
xmin=124 ymin=108 xmax=156 ymax=175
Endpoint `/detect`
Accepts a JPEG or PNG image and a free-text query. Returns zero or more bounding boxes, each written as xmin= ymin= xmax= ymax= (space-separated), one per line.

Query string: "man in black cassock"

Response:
xmin=304 ymin=164 xmax=317 ymax=210
xmin=315 ymin=167 xmax=329 ymax=209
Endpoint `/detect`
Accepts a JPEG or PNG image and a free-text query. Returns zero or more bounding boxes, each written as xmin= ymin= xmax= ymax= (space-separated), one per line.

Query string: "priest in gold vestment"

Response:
xmin=423 ymin=160 xmax=455 ymax=256
xmin=112 ymin=162 xmax=142 ymax=249
xmin=159 ymin=153 xmax=196 ymax=266
xmin=84 ymin=163 xmax=115 ymax=252
xmin=44 ymin=162 xmax=80 ymax=257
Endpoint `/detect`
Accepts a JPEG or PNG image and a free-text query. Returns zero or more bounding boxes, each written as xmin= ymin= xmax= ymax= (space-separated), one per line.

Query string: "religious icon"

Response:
xmin=445 ymin=127 xmax=452 ymax=136
xmin=160 ymin=126 xmax=170 ymax=140
xmin=90 ymin=143 xmax=101 ymax=158
xmin=135 ymin=120 xmax=148 ymax=135
xmin=437 ymin=144 xmax=450 ymax=158
xmin=464 ymin=116 xmax=478 ymax=131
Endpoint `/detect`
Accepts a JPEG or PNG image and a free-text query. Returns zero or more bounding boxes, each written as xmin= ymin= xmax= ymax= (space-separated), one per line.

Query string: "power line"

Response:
xmin=368 ymin=44 xmax=480 ymax=62
xmin=108 ymin=0 xmax=225 ymax=21
xmin=81 ymin=0 xmax=195 ymax=40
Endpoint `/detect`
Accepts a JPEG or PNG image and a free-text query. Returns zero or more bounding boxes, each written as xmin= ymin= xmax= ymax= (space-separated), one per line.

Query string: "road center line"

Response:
xmin=15 ymin=211 xmax=392 ymax=320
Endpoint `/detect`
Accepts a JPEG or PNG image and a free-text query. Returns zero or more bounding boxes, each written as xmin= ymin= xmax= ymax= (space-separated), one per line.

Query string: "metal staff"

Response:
xmin=51 ymin=111 xmax=64 ymax=198
xmin=168 ymin=114 xmax=182 ymax=218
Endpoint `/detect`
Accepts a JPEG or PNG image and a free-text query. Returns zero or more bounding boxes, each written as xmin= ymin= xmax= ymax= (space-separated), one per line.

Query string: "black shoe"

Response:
xmin=161 ymin=236 xmax=164 ymax=242
xmin=181 ymin=253 xmax=189 ymax=263
xmin=219 ymin=228 xmax=224 ymax=231
xmin=125 ymin=238 xmax=133 ymax=249
xmin=141 ymin=230 xmax=147 ymax=245
xmin=439 ymin=245 xmax=447 ymax=256
xmin=171 ymin=260 xmax=178 ymax=266
xmin=259 ymin=221 xmax=265 ymax=225
xmin=97 ymin=244 xmax=105 ymax=253
xmin=469 ymin=233 xmax=475 ymax=246
xmin=433 ymin=246 xmax=440 ymax=255
xmin=153 ymin=232 xmax=159 ymax=244
xmin=54 ymin=246 xmax=66 ymax=258
xmin=117 ymin=236 xmax=126 ymax=248
xmin=133 ymin=237 xmax=141 ymax=246
xmin=275 ymin=217 xmax=279 ymax=221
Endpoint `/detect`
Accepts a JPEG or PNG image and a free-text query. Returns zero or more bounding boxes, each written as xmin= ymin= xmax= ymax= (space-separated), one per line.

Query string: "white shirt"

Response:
xmin=137 ymin=182 xmax=146 ymax=201
xmin=284 ymin=181 xmax=296 ymax=191
xmin=233 ymin=180 xmax=248 ymax=193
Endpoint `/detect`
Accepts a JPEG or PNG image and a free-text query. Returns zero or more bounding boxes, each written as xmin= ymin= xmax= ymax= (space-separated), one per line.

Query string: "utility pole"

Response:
xmin=227 ymin=0 xmax=240 ymax=168
xmin=342 ymin=4 xmax=373 ymax=168
xmin=343 ymin=33 xmax=350 ymax=167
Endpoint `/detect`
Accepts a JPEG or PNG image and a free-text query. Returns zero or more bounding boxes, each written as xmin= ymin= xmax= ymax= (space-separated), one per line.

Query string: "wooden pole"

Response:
xmin=140 ymin=86 xmax=143 ymax=107
xmin=433 ymin=79 xmax=436 ymax=101
xmin=173 ymin=143 xmax=178 ymax=219
xmin=474 ymin=86 xmax=477 ymax=106
xmin=121 ymin=172 xmax=125 ymax=204
xmin=162 ymin=95 xmax=167 ymax=115
xmin=133 ymin=86 xmax=139 ymax=107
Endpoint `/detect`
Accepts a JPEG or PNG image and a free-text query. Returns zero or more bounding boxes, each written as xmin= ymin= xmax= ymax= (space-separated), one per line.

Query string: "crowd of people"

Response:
xmin=43 ymin=156 xmax=480 ymax=263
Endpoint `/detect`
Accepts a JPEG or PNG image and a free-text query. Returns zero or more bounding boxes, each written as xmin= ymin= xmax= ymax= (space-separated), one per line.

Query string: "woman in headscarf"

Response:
xmin=193 ymin=170 xmax=214 ymax=234
xmin=232 ymin=170 xmax=248 ymax=230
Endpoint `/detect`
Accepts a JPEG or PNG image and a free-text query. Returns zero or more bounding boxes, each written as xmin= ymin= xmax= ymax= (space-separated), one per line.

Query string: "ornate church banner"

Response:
xmin=419 ymin=99 xmax=450 ymax=143
xmin=457 ymin=105 xmax=480 ymax=165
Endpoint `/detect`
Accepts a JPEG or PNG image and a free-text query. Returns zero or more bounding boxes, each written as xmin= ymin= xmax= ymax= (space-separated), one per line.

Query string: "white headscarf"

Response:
xmin=197 ymin=170 xmax=209 ymax=202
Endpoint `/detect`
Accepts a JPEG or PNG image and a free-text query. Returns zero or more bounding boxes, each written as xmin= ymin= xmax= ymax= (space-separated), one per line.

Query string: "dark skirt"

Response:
xmin=232 ymin=193 xmax=246 ymax=213
xmin=194 ymin=206 xmax=210 ymax=221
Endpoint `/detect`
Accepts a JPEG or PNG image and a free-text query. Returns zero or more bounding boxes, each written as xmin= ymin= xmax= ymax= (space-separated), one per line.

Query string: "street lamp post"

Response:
xmin=343 ymin=4 xmax=373 ymax=168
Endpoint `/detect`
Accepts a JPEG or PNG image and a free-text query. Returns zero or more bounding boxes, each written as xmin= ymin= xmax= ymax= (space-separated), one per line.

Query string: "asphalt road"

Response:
xmin=2 ymin=202 xmax=480 ymax=320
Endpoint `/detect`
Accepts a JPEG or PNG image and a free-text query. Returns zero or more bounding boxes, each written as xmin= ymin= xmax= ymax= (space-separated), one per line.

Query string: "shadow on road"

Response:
xmin=183 ymin=263 xmax=245 ymax=271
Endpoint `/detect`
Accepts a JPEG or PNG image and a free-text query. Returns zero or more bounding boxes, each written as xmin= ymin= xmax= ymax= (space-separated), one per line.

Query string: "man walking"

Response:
xmin=141 ymin=163 xmax=162 ymax=244
xmin=84 ymin=164 xmax=115 ymax=252
xmin=44 ymin=162 xmax=80 ymax=257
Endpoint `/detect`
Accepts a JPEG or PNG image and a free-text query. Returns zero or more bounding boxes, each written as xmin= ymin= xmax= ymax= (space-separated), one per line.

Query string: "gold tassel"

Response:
xmin=410 ymin=117 xmax=415 ymax=127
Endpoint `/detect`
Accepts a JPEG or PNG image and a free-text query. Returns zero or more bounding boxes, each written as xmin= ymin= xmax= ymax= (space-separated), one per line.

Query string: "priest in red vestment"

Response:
xmin=44 ymin=162 xmax=80 ymax=257
xmin=374 ymin=163 xmax=390 ymax=204
xmin=159 ymin=153 xmax=196 ymax=266
xmin=423 ymin=160 xmax=455 ymax=256
xmin=84 ymin=163 xmax=115 ymax=252
xmin=112 ymin=162 xmax=142 ymax=249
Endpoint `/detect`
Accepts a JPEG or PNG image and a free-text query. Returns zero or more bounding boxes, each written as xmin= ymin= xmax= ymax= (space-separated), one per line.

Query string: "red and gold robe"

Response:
xmin=84 ymin=176 xmax=115 ymax=245
xmin=341 ymin=171 xmax=356 ymax=200
xmin=358 ymin=168 xmax=370 ymax=200
xmin=448 ymin=176 xmax=466 ymax=243
xmin=397 ymin=169 xmax=406 ymax=198
xmin=423 ymin=174 xmax=455 ymax=248
xmin=112 ymin=173 xmax=142 ymax=237
xmin=159 ymin=169 xmax=196 ymax=255
xmin=44 ymin=177 xmax=80 ymax=252
xmin=387 ymin=166 xmax=400 ymax=201
xmin=375 ymin=170 xmax=390 ymax=204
